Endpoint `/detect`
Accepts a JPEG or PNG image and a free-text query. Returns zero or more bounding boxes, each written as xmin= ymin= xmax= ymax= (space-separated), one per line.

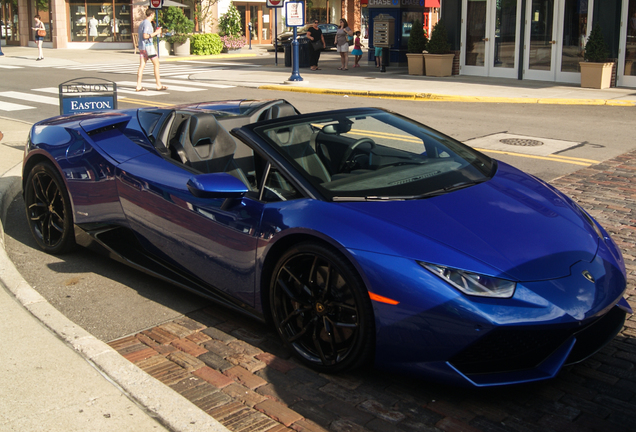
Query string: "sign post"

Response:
xmin=59 ymin=77 xmax=117 ymax=115
xmin=285 ymin=1 xmax=304 ymax=82
xmin=266 ymin=0 xmax=284 ymax=66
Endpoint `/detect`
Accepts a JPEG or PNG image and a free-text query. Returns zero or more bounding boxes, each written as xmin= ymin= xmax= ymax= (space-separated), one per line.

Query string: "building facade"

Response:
xmin=3 ymin=0 xmax=635 ymax=87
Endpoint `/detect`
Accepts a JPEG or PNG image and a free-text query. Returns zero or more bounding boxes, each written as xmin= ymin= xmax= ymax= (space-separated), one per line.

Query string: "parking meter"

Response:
xmin=248 ymin=22 xmax=252 ymax=50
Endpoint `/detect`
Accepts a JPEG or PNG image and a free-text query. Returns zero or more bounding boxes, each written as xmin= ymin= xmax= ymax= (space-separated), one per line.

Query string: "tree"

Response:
xmin=584 ymin=24 xmax=609 ymax=63
xmin=218 ymin=3 xmax=242 ymax=36
xmin=407 ymin=19 xmax=427 ymax=53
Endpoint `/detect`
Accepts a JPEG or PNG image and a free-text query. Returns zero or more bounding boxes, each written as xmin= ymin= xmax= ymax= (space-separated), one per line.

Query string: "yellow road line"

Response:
xmin=473 ymin=148 xmax=593 ymax=166
xmin=118 ymin=97 xmax=173 ymax=107
xmin=547 ymin=154 xmax=600 ymax=163
xmin=257 ymin=85 xmax=636 ymax=107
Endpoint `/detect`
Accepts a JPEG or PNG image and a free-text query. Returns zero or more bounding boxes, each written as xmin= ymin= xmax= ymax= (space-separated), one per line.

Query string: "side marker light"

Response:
xmin=368 ymin=292 xmax=399 ymax=305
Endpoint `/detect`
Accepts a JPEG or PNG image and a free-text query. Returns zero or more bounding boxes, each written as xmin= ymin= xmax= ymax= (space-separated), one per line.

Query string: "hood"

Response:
xmin=342 ymin=163 xmax=598 ymax=281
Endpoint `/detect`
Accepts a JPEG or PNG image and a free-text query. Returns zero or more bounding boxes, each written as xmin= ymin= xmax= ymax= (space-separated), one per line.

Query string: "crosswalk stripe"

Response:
xmin=0 ymin=100 xmax=36 ymax=111
xmin=116 ymin=88 xmax=167 ymax=96
xmin=115 ymin=80 xmax=205 ymax=93
xmin=0 ymin=65 xmax=22 ymax=69
xmin=0 ymin=91 xmax=59 ymax=105
xmin=157 ymin=78 xmax=234 ymax=89
xmin=141 ymin=81 xmax=205 ymax=92
xmin=33 ymin=87 xmax=61 ymax=94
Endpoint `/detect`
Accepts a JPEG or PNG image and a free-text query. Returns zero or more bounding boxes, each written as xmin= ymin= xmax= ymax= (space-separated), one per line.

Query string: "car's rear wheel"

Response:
xmin=270 ymin=242 xmax=374 ymax=373
xmin=24 ymin=162 xmax=76 ymax=254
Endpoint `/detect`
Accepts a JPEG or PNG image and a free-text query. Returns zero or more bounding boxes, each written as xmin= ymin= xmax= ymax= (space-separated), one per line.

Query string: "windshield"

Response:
xmin=253 ymin=110 xmax=495 ymax=201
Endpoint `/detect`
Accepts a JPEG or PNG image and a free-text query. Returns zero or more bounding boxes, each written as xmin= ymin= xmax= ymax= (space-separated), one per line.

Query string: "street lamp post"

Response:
xmin=288 ymin=26 xmax=302 ymax=81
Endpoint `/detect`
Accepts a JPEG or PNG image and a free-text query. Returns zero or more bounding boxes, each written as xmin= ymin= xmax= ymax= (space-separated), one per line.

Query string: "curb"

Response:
xmin=0 ymin=163 xmax=231 ymax=432
xmin=257 ymin=85 xmax=636 ymax=106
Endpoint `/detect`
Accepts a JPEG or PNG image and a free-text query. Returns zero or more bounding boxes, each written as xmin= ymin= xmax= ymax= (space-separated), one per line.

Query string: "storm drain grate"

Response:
xmin=499 ymin=138 xmax=544 ymax=147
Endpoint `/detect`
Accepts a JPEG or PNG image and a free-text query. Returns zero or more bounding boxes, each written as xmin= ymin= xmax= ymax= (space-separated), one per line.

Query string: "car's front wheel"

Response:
xmin=270 ymin=242 xmax=374 ymax=373
xmin=24 ymin=162 xmax=76 ymax=254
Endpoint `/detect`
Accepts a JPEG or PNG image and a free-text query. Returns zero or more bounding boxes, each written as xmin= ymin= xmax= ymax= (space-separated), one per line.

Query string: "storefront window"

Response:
xmin=69 ymin=0 xmax=131 ymax=42
xmin=307 ymin=0 xmax=327 ymax=23
xmin=1 ymin=0 xmax=20 ymax=44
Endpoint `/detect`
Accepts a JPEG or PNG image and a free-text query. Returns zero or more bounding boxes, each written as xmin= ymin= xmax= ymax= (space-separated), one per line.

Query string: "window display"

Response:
xmin=69 ymin=0 xmax=130 ymax=42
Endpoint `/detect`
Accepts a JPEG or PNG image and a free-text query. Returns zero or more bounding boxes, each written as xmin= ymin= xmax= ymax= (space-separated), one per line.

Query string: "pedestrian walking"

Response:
xmin=136 ymin=8 xmax=167 ymax=92
xmin=32 ymin=15 xmax=45 ymax=61
xmin=335 ymin=18 xmax=353 ymax=70
xmin=375 ymin=46 xmax=383 ymax=68
xmin=352 ymin=31 xmax=364 ymax=68
xmin=307 ymin=20 xmax=325 ymax=71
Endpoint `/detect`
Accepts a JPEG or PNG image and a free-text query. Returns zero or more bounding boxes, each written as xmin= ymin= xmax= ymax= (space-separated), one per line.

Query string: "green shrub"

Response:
xmin=427 ymin=20 xmax=450 ymax=54
xmin=165 ymin=33 xmax=190 ymax=45
xmin=218 ymin=4 xmax=242 ymax=36
xmin=191 ymin=33 xmax=224 ymax=55
xmin=584 ymin=24 xmax=609 ymax=62
xmin=407 ymin=19 xmax=427 ymax=53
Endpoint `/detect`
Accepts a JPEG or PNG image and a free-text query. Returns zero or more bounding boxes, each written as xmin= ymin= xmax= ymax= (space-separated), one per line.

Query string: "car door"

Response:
xmin=116 ymin=153 xmax=264 ymax=308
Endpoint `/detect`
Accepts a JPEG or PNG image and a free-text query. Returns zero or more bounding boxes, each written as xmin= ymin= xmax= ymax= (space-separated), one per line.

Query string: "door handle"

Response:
xmin=482 ymin=38 xmax=489 ymax=42
xmin=549 ymin=40 xmax=556 ymax=44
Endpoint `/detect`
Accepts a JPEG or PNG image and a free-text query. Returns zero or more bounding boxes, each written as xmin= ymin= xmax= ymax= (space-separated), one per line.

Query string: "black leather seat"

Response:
xmin=178 ymin=113 xmax=250 ymax=186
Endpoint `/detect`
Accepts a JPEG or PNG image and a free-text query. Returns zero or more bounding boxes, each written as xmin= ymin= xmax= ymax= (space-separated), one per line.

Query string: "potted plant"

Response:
xmin=407 ymin=20 xmax=428 ymax=75
xmin=579 ymin=24 xmax=613 ymax=89
xmin=160 ymin=6 xmax=194 ymax=56
xmin=423 ymin=20 xmax=454 ymax=77
xmin=218 ymin=4 xmax=245 ymax=52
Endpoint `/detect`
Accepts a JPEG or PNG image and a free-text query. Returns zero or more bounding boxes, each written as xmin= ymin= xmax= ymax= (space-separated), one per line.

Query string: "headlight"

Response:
xmin=420 ymin=263 xmax=516 ymax=298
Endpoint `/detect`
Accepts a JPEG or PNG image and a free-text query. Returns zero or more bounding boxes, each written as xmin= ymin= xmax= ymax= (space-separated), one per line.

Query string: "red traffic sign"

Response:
xmin=149 ymin=0 xmax=163 ymax=8
xmin=267 ymin=0 xmax=283 ymax=7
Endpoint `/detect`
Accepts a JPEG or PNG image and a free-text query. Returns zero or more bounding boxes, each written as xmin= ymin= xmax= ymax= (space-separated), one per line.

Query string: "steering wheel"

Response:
xmin=338 ymin=138 xmax=376 ymax=172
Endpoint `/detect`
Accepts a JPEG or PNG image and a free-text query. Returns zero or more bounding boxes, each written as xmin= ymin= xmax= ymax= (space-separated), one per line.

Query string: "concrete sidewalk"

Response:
xmin=0 ymin=117 xmax=230 ymax=432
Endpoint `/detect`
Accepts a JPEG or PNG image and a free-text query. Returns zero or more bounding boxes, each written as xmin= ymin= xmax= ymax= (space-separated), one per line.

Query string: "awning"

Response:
xmin=425 ymin=0 xmax=440 ymax=7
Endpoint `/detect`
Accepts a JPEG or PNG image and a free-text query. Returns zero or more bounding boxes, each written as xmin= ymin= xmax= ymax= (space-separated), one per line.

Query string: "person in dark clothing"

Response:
xmin=307 ymin=20 xmax=325 ymax=70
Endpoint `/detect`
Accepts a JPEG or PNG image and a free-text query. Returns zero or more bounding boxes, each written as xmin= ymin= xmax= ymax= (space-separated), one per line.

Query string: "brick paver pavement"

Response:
xmin=110 ymin=150 xmax=636 ymax=432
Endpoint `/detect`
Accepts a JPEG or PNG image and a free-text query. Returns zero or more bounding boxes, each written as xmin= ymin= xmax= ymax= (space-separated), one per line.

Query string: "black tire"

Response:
xmin=24 ymin=162 xmax=76 ymax=254
xmin=270 ymin=242 xmax=374 ymax=373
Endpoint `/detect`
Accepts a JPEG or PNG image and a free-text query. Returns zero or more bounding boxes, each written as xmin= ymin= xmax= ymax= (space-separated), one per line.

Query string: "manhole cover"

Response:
xmin=500 ymin=138 xmax=544 ymax=146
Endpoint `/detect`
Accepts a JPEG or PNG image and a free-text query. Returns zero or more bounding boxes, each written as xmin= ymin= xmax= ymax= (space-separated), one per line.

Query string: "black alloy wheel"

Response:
xmin=24 ymin=162 xmax=76 ymax=254
xmin=270 ymin=242 xmax=374 ymax=372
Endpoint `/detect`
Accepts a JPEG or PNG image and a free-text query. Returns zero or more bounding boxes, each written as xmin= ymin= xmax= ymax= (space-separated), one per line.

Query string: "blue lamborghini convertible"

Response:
xmin=23 ymin=99 xmax=631 ymax=387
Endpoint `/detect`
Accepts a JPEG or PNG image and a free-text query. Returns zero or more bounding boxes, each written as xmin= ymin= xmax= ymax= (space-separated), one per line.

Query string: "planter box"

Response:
xmin=158 ymin=40 xmax=171 ymax=57
xmin=423 ymin=53 xmax=455 ymax=77
xmin=173 ymin=38 xmax=190 ymax=57
xmin=579 ymin=61 xmax=613 ymax=89
xmin=406 ymin=53 xmax=424 ymax=75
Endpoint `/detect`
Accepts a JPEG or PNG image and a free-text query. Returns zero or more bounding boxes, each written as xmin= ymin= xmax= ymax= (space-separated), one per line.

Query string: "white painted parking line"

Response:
xmin=0 ymin=100 xmax=36 ymax=111
xmin=0 ymin=91 xmax=59 ymax=105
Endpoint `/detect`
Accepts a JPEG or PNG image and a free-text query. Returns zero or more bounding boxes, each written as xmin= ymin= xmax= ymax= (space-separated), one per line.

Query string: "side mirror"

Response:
xmin=187 ymin=173 xmax=248 ymax=199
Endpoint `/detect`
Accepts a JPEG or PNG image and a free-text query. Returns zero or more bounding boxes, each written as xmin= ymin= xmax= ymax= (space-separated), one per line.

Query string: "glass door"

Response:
xmin=524 ymin=0 xmax=557 ymax=80
xmin=461 ymin=0 xmax=520 ymax=78
xmin=618 ymin=0 xmax=636 ymax=87
xmin=524 ymin=0 xmax=593 ymax=82
xmin=555 ymin=0 xmax=592 ymax=83
xmin=1 ymin=0 xmax=20 ymax=45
